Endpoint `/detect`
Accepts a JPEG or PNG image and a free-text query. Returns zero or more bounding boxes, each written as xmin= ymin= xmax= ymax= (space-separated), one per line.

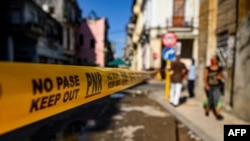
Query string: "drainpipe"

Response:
xmin=230 ymin=0 xmax=238 ymax=107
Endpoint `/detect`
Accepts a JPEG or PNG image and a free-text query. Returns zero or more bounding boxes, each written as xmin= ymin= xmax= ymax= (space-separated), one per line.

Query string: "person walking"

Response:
xmin=169 ymin=55 xmax=188 ymax=107
xmin=187 ymin=58 xmax=196 ymax=98
xmin=203 ymin=55 xmax=224 ymax=120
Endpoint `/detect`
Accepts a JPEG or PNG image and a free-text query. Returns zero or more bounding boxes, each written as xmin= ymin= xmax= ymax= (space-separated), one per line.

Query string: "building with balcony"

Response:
xmin=125 ymin=0 xmax=145 ymax=71
xmin=126 ymin=0 xmax=199 ymax=72
xmin=145 ymin=0 xmax=199 ymax=70
xmin=0 ymin=0 xmax=65 ymax=63
xmin=34 ymin=0 xmax=82 ymax=64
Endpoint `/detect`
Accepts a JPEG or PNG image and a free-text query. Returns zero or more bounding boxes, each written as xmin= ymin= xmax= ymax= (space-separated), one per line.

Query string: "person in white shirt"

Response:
xmin=187 ymin=58 xmax=196 ymax=98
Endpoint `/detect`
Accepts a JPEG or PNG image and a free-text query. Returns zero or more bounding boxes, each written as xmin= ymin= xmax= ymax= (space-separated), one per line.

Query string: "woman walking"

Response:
xmin=203 ymin=55 xmax=224 ymax=120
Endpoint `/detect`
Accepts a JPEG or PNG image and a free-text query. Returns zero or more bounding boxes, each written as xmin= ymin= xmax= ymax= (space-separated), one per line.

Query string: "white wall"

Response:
xmin=145 ymin=0 xmax=172 ymax=28
xmin=144 ymin=0 xmax=199 ymax=28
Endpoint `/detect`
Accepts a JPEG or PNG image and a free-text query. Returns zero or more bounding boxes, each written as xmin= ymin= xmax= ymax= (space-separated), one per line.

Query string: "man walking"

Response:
xmin=169 ymin=55 xmax=188 ymax=107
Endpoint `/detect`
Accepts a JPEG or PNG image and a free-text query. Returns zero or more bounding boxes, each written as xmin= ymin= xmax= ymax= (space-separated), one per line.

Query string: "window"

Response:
xmin=173 ymin=0 xmax=185 ymax=26
xmin=79 ymin=34 xmax=84 ymax=46
xmin=11 ymin=8 xmax=21 ymax=24
xmin=49 ymin=6 xmax=54 ymax=14
xmin=67 ymin=28 xmax=70 ymax=50
xmin=39 ymin=56 xmax=47 ymax=63
xmin=217 ymin=32 xmax=228 ymax=67
xmin=90 ymin=39 xmax=95 ymax=49
xmin=179 ymin=39 xmax=193 ymax=59
xmin=29 ymin=10 xmax=38 ymax=23
xmin=83 ymin=58 xmax=88 ymax=63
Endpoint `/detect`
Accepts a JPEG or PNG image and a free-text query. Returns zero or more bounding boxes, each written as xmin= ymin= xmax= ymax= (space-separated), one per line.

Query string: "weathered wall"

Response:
xmin=196 ymin=0 xmax=209 ymax=101
xmin=216 ymin=0 xmax=237 ymax=34
xmin=233 ymin=2 xmax=250 ymax=121
xmin=215 ymin=0 xmax=237 ymax=109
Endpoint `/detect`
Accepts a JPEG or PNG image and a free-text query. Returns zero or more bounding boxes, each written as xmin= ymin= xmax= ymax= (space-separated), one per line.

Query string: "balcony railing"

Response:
xmin=8 ymin=22 xmax=44 ymax=35
xmin=166 ymin=17 xmax=193 ymax=28
xmin=165 ymin=17 xmax=194 ymax=32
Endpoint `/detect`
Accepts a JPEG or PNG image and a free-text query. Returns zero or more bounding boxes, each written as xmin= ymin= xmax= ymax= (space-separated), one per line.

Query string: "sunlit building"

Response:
xmin=77 ymin=15 xmax=112 ymax=67
xmin=127 ymin=0 xmax=199 ymax=74
xmin=199 ymin=0 xmax=250 ymax=121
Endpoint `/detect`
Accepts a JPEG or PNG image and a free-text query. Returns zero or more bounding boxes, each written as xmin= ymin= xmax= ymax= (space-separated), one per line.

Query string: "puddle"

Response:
xmin=112 ymin=115 xmax=124 ymax=120
xmin=121 ymin=106 xmax=169 ymax=117
xmin=110 ymin=93 xmax=125 ymax=98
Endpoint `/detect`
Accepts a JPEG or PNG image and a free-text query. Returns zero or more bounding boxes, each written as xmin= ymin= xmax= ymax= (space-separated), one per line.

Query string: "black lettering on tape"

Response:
xmin=63 ymin=76 xmax=69 ymax=89
xmin=91 ymin=73 xmax=97 ymax=93
xmin=30 ymin=98 xmax=40 ymax=112
xmin=86 ymin=73 xmax=92 ymax=95
xmin=57 ymin=75 xmax=80 ymax=90
xmin=32 ymin=79 xmax=43 ymax=94
xmin=32 ymin=78 xmax=53 ymax=94
xmin=107 ymin=73 xmax=112 ymax=81
xmin=120 ymin=71 xmax=129 ymax=85
xmin=29 ymin=93 xmax=61 ymax=113
xmin=44 ymin=78 xmax=53 ymax=92
xmin=108 ymin=81 xmax=115 ymax=88
xmin=48 ymin=94 xmax=60 ymax=107
xmin=69 ymin=76 xmax=74 ymax=87
xmin=116 ymin=80 xmax=120 ymax=86
xmin=56 ymin=77 xmax=63 ymax=90
xmin=75 ymin=75 xmax=80 ymax=86
xmin=63 ymin=88 xmax=80 ymax=103
xmin=85 ymin=72 xmax=102 ymax=98
xmin=107 ymin=72 xmax=121 ymax=89
xmin=40 ymin=96 xmax=48 ymax=110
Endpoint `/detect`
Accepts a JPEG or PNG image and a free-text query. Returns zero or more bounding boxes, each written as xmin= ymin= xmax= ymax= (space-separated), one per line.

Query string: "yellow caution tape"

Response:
xmin=0 ymin=62 xmax=149 ymax=135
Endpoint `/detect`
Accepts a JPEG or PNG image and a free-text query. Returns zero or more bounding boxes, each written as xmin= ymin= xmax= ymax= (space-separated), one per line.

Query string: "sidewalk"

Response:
xmin=147 ymin=80 xmax=249 ymax=141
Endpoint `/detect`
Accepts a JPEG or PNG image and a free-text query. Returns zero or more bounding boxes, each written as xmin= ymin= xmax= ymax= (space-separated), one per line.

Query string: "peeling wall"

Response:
xmin=234 ymin=13 xmax=250 ymax=121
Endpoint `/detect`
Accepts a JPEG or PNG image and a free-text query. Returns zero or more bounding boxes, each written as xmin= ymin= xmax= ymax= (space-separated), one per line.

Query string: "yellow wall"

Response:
xmin=238 ymin=0 xmax=250 ymax=24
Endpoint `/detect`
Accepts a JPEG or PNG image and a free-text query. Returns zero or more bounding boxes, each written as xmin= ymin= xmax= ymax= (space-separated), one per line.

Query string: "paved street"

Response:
xmin=3 ymin=80 xmax=248 ymax=141
xmin=0 ymin=82 xmax=201 ymax=141
xmin=76 ymin=82 xmax=201 ymax=141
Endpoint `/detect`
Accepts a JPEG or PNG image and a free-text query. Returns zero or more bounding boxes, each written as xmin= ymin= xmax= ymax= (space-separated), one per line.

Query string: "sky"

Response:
xmin=77 ymin=0 xmax=133 ymax=58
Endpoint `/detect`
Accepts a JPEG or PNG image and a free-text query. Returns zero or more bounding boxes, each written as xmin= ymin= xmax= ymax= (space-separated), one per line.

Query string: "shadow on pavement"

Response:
xmin=0 ymin=95 xmax=124 ymax=141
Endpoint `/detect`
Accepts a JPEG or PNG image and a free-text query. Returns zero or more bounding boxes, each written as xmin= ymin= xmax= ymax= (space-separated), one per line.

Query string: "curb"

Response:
xmin=149 ymin=92 xmax=217 ymax=141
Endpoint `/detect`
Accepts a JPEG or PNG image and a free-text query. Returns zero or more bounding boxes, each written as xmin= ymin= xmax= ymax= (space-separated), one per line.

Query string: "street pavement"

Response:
xmin=145 ymin=80 xmax=250 ymax=141
xmin=1 ymin=80 xmax=249 ymax=141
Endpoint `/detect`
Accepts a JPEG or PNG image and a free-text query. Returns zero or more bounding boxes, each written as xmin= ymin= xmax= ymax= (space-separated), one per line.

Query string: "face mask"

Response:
xmin=211 ymin=59 xmax=216 ymax=65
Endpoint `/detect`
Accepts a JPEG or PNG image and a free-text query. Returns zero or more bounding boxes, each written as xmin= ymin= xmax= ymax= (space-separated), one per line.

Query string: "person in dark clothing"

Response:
xmin=203 ymin=55 xmax=224 ymax=120
xmin=169 ymin=55 xmax=188 ymax=106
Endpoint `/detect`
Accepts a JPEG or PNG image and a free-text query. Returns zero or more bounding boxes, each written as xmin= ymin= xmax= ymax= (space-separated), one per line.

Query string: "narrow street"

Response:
xmin=81 ymin=82 xmax=202 ymax=141
xmin=0 ymin=82 xmax=202 ymax=141
xmin=1 ymin=0 xmax=250 ymax=141
xmin=73 ymin=82 xmax=202 ymax=141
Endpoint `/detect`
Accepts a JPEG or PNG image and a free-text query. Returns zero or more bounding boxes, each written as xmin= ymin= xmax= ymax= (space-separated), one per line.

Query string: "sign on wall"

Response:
xmin=162 ymin=32 xmax=178 ymax=47
xmin=162 ymin=48 xmax=176 ymax=61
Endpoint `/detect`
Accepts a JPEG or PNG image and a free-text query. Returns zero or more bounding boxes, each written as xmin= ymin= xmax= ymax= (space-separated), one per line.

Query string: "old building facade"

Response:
xmin=77 ymin=17 xmax=111 ymax=67
xmin=126 ymin=0 xmax=200 ymax=72
xmin=196 ymin=0 xmax=218 ymax=102
xmin=1 ymin=0 xmax=65 ymax=63
xmin=199 ymin=0 xmax=250 ymax=121
xmin=34 ymin=0 xmax=81 ymax=64
xmin=233 ymin=0 xmax=250 ymax=121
